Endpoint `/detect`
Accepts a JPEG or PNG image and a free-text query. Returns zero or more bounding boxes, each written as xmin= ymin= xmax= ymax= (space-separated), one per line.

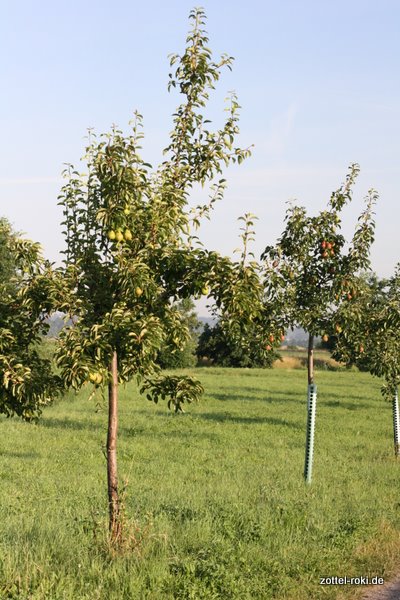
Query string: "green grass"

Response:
xmin=0 ymin=368 xmax=399 ymax=599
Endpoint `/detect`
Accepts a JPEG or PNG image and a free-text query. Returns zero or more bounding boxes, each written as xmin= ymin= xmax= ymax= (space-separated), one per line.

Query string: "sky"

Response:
xmin=0 ymin=0 xmax=399 ymax=314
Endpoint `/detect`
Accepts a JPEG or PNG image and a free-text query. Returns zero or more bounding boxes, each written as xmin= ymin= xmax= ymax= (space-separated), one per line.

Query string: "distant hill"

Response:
xmin=284 ymin=328 xmax=309 ymax=347
xmin=45 ymin=312 xmax=74 ymax=338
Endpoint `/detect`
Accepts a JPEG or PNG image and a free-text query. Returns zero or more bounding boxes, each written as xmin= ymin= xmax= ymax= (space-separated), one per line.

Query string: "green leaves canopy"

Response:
xmin=261 ymin=164 xmax=377 ymax=338
xmin=0 ymin=225 xmax=60 ymax=419
xmin=334 ymin=268 xmax=400 ymax=399
xmin=54 ymin=8 xmax=258 ymax=411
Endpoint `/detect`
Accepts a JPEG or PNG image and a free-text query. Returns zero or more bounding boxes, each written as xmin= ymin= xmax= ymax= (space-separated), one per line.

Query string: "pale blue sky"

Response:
xmin=1 ymin=1 xmax=399 ymax=312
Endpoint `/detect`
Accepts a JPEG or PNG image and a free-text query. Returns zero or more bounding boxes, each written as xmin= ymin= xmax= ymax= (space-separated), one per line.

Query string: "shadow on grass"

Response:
xmin=40 ymin=417 xmax=102 ymax=432
xmin=202 ymin=386 xmax=270 ymax=397
xmin=39 ymin=416 xmax=218 ymax=440
xmin=194 ymin=412 xmax=303 ymax=429
xmin=123 ymin=425 xmax=218 ymax=440
xmin=0 ymin=451 xmax=41 ymax=459
xmin=322 ymin=399 xmax=375 ymax=410
xmin=208 ymin=390 xmax=303 ymax=404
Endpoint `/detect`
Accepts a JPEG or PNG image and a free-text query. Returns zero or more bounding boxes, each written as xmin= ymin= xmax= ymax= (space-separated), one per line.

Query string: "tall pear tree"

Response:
xmin=261 ymin=164 xmax=377 ymax=482
xmin=54 ymin=8 xmax=262 ymax=542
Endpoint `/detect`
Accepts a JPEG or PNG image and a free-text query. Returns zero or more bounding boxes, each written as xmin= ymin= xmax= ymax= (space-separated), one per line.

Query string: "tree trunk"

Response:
xmin=107 ymin=350 xmax=121 ymax=542
xmin=307 ymin=333 xmax=314 ymax=385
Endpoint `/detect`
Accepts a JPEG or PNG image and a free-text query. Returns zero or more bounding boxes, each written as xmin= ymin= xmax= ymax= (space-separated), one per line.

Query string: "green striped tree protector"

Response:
xmin=393 ymin=388 xmax=399 ymax=457
xmin=304 ymin=384 xmax=317 ymax=484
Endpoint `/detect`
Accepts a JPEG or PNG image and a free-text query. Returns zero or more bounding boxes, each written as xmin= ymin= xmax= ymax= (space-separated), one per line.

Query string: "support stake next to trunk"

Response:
xmin=107 ymin=350 xmax=121 ymax=542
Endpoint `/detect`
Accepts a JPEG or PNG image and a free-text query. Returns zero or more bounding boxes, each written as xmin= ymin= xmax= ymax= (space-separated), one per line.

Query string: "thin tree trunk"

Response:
xmin=307 ymin=333 xmax=314 ymax=385
xmin=107 ymin=350 xmax=121 ymax=541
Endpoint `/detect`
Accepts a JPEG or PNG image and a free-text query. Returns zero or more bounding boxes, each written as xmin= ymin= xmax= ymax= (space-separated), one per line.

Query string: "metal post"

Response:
xmin=304 ymin=383 xmax=317 ymax=484
xmin=393 ymin=388 xmax=400 ymax=458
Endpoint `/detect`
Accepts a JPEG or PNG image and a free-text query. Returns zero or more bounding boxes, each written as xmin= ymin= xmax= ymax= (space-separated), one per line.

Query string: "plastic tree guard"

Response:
xmin=393 ymin=388 xmax=400 ymax=457
xmin=304 ymin=383 xmax=317 ymax=484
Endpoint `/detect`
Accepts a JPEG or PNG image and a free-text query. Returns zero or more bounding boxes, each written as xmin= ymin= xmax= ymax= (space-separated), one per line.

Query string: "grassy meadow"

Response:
xmin=1 ymin=367 xmax=399 ymax=599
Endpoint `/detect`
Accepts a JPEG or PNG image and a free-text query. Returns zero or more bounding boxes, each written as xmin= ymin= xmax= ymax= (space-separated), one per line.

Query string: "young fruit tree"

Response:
xmin=0 ymin=218 xmax=60 ymax=420
xmin=333 ymin=267 xmax=400 ymax=456
xmin=261 ymin=164 xmax=377 ymax=482
xmin=53 ymin=8 xmax=261 ymax=542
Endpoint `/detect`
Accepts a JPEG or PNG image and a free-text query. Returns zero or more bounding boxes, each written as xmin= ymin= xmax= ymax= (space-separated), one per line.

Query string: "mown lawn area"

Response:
xmin=0 ymin=368 xmax=399 ymax=599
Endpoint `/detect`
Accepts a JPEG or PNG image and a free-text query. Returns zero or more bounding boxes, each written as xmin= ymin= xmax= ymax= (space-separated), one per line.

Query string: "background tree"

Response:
xmin=157 ymin=298 xmax=200 ymax=369
xmin=202 ymin=213 xmax=286 ymax=369
xmin=261 ymin=164 xmax=377 ymax=482
xmin=334 ymin=267 xmax=400 ymax=456
xmin=0 ymin=219 xmax=59 ymax=419
xmin=196 ymin=321 xmax=279 ymax=367
xmin=53 ymin=8 xmax=260 ymax=542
